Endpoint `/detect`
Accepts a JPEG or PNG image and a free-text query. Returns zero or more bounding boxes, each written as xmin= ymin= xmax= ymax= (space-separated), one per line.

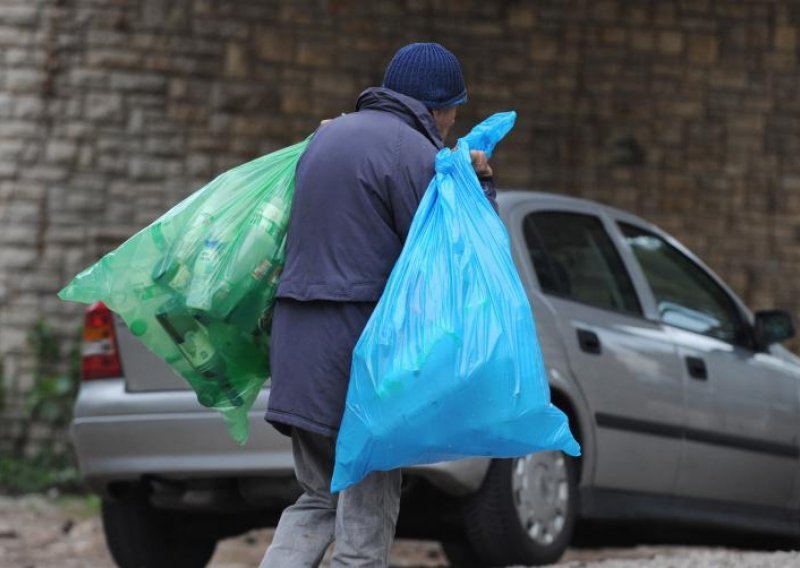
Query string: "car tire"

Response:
xmin=101 ymin=498 xmax=217 ymax=568
xmin=462 ymin=452 xmax=579 ymax=567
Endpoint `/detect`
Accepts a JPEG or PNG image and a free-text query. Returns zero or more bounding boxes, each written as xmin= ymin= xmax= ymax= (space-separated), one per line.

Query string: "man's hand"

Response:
xmin=470 ymin=150 xmax=493 ymax=178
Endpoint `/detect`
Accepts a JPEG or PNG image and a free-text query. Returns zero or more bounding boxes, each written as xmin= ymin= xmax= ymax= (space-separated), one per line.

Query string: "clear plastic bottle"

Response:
xmin=185 ymin=222 xmax=234 ymax=311
xmin=207 ymin=198 xmax=287 ymax=318
xmin=152 ymin=190 xmax=229 ymax=296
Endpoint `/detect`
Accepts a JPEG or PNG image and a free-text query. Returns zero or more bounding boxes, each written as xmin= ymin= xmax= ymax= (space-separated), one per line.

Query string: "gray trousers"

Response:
xmin=260 ymin=428 xmax=402 ymax=567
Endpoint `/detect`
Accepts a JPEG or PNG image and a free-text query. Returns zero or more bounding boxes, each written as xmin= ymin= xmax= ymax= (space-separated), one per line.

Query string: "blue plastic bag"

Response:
xmin=331 ymin=112 xmax=581 ymax=492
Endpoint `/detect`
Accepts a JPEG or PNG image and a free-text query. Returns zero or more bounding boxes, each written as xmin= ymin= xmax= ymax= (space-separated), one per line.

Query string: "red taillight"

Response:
xmin=82 ymin=301 xmax=123 ymax=380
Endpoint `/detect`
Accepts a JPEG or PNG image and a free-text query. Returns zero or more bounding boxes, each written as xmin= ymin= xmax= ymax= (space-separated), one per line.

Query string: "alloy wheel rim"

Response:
xmin=511 ymin=451 xmax=569 ymax=546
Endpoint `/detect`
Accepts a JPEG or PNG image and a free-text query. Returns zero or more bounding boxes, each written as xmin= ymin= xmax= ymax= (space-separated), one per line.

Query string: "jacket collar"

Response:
xmin=355 ymin=87 xmax=444 ymax=149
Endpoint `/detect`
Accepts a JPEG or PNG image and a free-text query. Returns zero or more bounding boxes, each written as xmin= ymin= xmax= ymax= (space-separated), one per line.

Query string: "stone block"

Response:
xmin=168 ymin=103 xmax=208 ymax=125
xmin=5 ymin=69 xmax=43 ymax=93
xmin=601 ymin=27 xmax=628 ymax=46
xmin=18 ymin=272 xmax=63 ymax=294
xmin=69 ymin=68 xmax=108 ymax=88
xmin=0 ymin=246 xmax=38 ymax=269
xmin=0 ymin=327 xmax=27 ymax=353
xmin=1 ymin=223 xmax=34 ymax=245
xmin=658 ymin=31 xmax=683 ymax=55
xmin=186 ymin=154 xmax=213 ymax=178
xmin=762 ymin=52 xmax=796 ymax=71
xmin=85 ymin=93 xmax=124 ymax=121
xmin=96 ymin=154 xmax=127 ymax=175
xmin=631 ymin=30 xmax=655 ymax=51
xmin=5 ymin=47 xmax=44 ymax=67
xmin=0 ymin=140 xmax=25 ymax=160
xmin=224 ymin=42 xmax=249 ymax=78
xmin=11 ymin=95 xmax=44 ymax=119
xmin=87 ymin=29 xmax=129 ymax=47
xmin=708 ymin=69 xmax=747 ymax=89
xmin=687 ymin=34 xmax=718 ymax=64
xmin=727 ymin=114 xmax=764 ymax=135
xmin=591 ymin=1 xmax=617 ymax=22
xmin=105 ymin=200 xmax=135 ymax=224
xmin=280 ymin=85 xmax=311 ymax=115
xmin=775 ymin=26 xmax=796 ymax=51
xmin=110 ymin=72 xmax=167 ymax=93
xmin=144 ymin=135 xmax=184 ymax=156
xmin=64 ymin=189 xmax=104 ymax=212
xmin=507 ymin=3 xmax=536 ymax=29
xmin=312 ymin=73 xmax=356 ymax=97
xmin=295 ymin=39 xmax=335 ymax=67
xmin=0 ymin=162 xmax=16 ymax=178
xmin=210 ymin=82 xmax=276 ymax=112
xmin=45 ymin=140 xmax=79 ymax=164
xmin=86 ymin=48 xmax=143 ymax=69
xmin=0 ymin=25 xmax=31 ymax=47
xmin=255 ymin=28 xmax=295 ymax=63
xmin=531 ymin=32 xmax=559 ymax=62
xmin=128 ymin=157 xmax=167 ymax=180
xmin=0 ymin=93 xmax=11 ymax=117
xmin=0 ymin=5 xmax=39 ymax=26
xmin=20 ymin=165 xmax=68 ymax=182
xmin=192 ymin=18 xmax=249 ymax=40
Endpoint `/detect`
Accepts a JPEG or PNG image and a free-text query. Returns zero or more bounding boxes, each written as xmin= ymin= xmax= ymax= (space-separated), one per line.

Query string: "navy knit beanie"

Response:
xmin=382 ymin=43 xmax=468 ymax=109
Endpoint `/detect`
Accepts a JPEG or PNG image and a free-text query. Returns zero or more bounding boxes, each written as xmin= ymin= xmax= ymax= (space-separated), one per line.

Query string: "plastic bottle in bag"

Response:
xmin=185 ymin=223 xmax=235 ymax=311
xmin=152 ymin=185 xmax=232 ymax=296
xmin=207 ymin=198 xmax=287 ymax=318
xmin=155 ymin=299 xmax=243 ymax=408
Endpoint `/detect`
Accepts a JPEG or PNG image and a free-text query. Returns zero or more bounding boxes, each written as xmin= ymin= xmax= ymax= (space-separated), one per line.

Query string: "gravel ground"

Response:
xmin=1 ymin=495 xmax=798 ymax=568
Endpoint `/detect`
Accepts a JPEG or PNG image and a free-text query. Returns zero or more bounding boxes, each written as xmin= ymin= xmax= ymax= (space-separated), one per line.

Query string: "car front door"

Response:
xmin=619 ymin=222 xmax=799 ymax=510
xmin=515 ymin=204 xmax=685 ymax=496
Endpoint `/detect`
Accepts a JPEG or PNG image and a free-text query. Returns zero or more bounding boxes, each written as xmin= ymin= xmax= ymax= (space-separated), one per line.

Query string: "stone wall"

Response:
xmin=1 ymin=0 xmax=799 ymax=455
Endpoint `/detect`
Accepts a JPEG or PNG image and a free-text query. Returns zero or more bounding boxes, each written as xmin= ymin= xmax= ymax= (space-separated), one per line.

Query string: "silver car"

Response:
xmin=71 ymin=191 xmax=799 ymax=568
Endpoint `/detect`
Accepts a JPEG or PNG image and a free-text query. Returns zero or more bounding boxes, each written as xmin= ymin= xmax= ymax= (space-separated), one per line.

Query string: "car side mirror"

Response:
xmin=754 ymin=310 xmax=796 ymax=349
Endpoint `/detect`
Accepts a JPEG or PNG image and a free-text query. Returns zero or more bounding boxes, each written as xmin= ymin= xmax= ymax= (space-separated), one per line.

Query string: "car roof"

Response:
xmin=496 ymin=189 xmax=659 ymax=232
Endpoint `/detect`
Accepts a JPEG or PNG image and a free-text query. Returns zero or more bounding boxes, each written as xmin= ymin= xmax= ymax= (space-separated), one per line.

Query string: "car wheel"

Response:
xmin=462 ymin=452 xmax=579 ymax=567
xmin=101 ymin=498 xmax=217 ymax=568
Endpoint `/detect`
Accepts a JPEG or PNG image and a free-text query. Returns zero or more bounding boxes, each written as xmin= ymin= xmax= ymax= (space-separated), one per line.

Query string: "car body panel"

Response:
xmin=669 ymin=328 xmax=799 ymax=509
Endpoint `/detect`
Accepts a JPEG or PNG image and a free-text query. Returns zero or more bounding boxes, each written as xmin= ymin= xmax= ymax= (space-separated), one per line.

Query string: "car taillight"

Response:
xmin=82 ymin=301 xmax=123 ymax=380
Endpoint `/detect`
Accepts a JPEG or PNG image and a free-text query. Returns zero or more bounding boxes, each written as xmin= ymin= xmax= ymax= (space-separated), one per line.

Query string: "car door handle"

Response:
xmin=577 ymin=329 xmax=602 ymax=355
xmin=686 ymin=356 xmax=707 ymax=380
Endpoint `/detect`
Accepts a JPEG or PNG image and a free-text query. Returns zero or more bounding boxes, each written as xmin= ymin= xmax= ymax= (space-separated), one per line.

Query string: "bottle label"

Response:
xmin=252 ymin=258 xmax=272 ymax=281
xmin=169 ymin=264 xmax=192 ymax=291
xmin=251 ymin=202 xmax=285 ymax=235
xmin=196 ymin=238 xmax=224 ymax=275
xmin=183 ymin=329 xmax=215 ymax=367
xmin=262 ymin=202 xmax=283 ymax=223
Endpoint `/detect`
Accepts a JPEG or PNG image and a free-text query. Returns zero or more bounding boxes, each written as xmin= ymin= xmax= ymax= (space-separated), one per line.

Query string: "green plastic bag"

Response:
xmin=59 ymin=137 xmax=311 ymax=443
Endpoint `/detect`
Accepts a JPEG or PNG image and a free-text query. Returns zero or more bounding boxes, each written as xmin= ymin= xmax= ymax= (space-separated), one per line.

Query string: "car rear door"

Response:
xmin=618 ymin=222 xmax=799 ymax=510
xmin=512 ymin=199 xmax=685 ymax=495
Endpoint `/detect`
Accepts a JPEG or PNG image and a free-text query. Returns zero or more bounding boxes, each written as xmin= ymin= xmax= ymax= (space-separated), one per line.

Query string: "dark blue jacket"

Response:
xmin=266 ymin=87 xmax=497 ymax=437
xmin=277 ymin=87 xmax=446 ymax=302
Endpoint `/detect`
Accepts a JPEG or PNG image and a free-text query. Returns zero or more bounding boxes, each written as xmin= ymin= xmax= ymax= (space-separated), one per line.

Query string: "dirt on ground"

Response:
xmin=1 ymin=495 xmax=798 ymax=568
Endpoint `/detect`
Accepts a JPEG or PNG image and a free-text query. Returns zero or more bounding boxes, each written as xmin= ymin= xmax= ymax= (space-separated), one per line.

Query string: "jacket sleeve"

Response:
xmin=387 ymin=135 xmax=436 ymax=244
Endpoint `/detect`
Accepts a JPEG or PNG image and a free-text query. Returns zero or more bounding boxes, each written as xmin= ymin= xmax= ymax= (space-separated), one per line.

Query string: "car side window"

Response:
xmin=523 ymin=212 xmax=642 ymax=316
xmin=619 ymin=223 xmax=747 ymax=345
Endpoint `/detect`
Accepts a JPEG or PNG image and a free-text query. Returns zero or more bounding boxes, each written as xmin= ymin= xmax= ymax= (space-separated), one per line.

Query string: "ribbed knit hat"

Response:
xmin=382 ymin=43 xmax=468 ymax=109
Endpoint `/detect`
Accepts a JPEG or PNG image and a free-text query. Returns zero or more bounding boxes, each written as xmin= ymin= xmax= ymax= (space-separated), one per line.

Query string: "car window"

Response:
xmin=619 ymin=223 xmax=746 ymax=344
xmin=523 ymin=212 xmax=642 ymax=316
